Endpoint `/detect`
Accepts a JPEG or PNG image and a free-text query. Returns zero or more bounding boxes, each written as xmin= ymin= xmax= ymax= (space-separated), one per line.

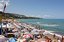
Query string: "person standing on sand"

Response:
xmin=45 ymin=36 xmax=52 ymax=42
xmin=57 ymin=38 xmax=61 ymax=42
xmin=61 ymin=36 xmax=64 ymax=42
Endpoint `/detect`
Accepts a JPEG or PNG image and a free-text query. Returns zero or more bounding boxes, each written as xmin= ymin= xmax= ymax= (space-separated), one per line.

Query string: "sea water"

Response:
xmin=18 ymin=19 xmax=64 ymax=35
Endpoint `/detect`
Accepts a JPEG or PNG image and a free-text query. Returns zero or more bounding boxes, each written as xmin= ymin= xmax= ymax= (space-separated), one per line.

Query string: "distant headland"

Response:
xmin=0 ymin=11 xmax=41 ymax=19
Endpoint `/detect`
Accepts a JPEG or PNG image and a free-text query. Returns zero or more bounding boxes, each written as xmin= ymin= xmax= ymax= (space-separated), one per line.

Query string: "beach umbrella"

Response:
xmin=28 ymin=34 xmax=33 ymax=38
xmin=2 ymin=24 xmax=6 ymax=28
xmin=23 ymin=34 xmax=33 ymax=38
xmin=12 ymin=28 xmax=18 ymax=32
xmin=30 ymin=26 xmax=35 ymax=29
xmin=7 ymin=23 xmax=12 ymax=28
xmin=38 ymin=30 xmax=45 ymax=34
xmin=31 ymin=29 xmax=38 ymax=32
xmin=23 ymin=34 xmax=30 ymax=38
xmin=43 ymin=30 xmax=51 ymax=35
xmin=21 ymin=29 xmax=28 ymax=32
xmin=31 ymin=29 xmax=39 ymax=34
xmin=23 ymin=32 xmax=33 ymax=38
xmin=13 ymin=23 xmax=21 ymax=28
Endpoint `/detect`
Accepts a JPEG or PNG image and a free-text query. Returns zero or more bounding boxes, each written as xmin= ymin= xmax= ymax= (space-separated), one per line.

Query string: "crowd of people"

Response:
xmin=0 ymin=19 xmax=64 ymax=42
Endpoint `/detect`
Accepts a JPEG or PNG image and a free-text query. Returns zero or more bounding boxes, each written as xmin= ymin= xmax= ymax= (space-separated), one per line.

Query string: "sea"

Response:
xmin=17 ymin=19 xmax=64 ymax=35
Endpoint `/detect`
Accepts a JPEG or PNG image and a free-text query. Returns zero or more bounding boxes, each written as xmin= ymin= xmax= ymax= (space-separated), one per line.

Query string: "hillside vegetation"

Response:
xmin=0 ymin=11 xmax=41 ymax=19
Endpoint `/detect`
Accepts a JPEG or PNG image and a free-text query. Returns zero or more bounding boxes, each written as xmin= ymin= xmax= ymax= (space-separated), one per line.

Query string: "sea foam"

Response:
xmin=37 ymin=22 xmax=59 ymax=27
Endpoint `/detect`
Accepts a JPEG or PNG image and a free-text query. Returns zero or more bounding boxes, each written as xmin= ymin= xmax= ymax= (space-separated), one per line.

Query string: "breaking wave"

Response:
xmin=37 ymin=22 xmax=59 ymax=27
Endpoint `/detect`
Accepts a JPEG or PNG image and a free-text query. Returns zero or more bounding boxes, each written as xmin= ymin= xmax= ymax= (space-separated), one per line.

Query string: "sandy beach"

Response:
xmin=0 ymin=19 xmax=64 ymax=42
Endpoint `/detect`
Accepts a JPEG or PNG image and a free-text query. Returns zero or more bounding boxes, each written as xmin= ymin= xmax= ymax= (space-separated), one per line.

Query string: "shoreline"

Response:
xmin=19 ymin=21 xmax=64 ymax=38
xmin=27 ymin=23 xmax=64 ymax=36
xmin=44 ymin=30 xmax=62 ymax=38
xmin=18 ymin=23 xmax=64 ymax=36
xmin=21 ymin=23 xmax=64 ymax=38
xmin=17 ymin=19 xmax=64 ymax=36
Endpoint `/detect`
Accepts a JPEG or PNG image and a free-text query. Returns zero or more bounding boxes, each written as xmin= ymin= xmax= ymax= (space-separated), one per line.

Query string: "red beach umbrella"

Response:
xmin=23 ymin=34 xmax=30 ymax=38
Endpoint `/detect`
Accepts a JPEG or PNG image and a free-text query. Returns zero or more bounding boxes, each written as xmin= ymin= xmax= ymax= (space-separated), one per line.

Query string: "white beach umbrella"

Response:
xmin=13 ymin=23 xmax=21 ymax=28
xmin=0 ymin=25 xmax=1 ymax=28
xmin=7 ymin=23 xmax=15 ymax=29
xmin=2 ymin=23 xmax=6 ymax=28
xmin=12 ymin=29 xmax=18 ymax=32
xmin=31 ymin=29 xmax=38 ymax=32
xmin=43 ymin=31 xmax=50 ymax=35
xmin=31 ymin=29 xmax=39 ymax=34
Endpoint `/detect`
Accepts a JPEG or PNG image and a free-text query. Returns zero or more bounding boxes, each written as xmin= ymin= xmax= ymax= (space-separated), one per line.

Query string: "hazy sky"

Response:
xmin=0 ymin=0 xmax=64 ymax=19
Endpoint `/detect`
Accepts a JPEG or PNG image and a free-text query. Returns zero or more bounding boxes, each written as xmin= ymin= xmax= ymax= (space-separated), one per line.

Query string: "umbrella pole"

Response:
xmin=0 ymin=14 xmax=2 ymax=35
xmin=34 ymin=34 xmax=35 ymax=40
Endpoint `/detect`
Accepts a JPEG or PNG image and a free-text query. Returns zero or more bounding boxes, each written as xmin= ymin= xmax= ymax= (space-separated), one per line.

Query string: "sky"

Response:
xmin=0 ymin=0 xmax=64 ymax=19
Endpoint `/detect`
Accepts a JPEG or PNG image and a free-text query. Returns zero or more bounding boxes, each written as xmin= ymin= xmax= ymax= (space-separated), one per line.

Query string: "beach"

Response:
xmin=0 ymin=0 xmax=64 ymax=42
xmin=0 ymin=18 xmax=64 ymax=42
xmin=17 ymin=19 xmax=64 ymax=35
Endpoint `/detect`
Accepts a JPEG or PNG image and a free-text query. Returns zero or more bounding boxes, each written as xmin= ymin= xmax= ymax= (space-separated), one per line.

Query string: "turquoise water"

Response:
xmin=18 ymin=19 xmax=64 ymax=35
